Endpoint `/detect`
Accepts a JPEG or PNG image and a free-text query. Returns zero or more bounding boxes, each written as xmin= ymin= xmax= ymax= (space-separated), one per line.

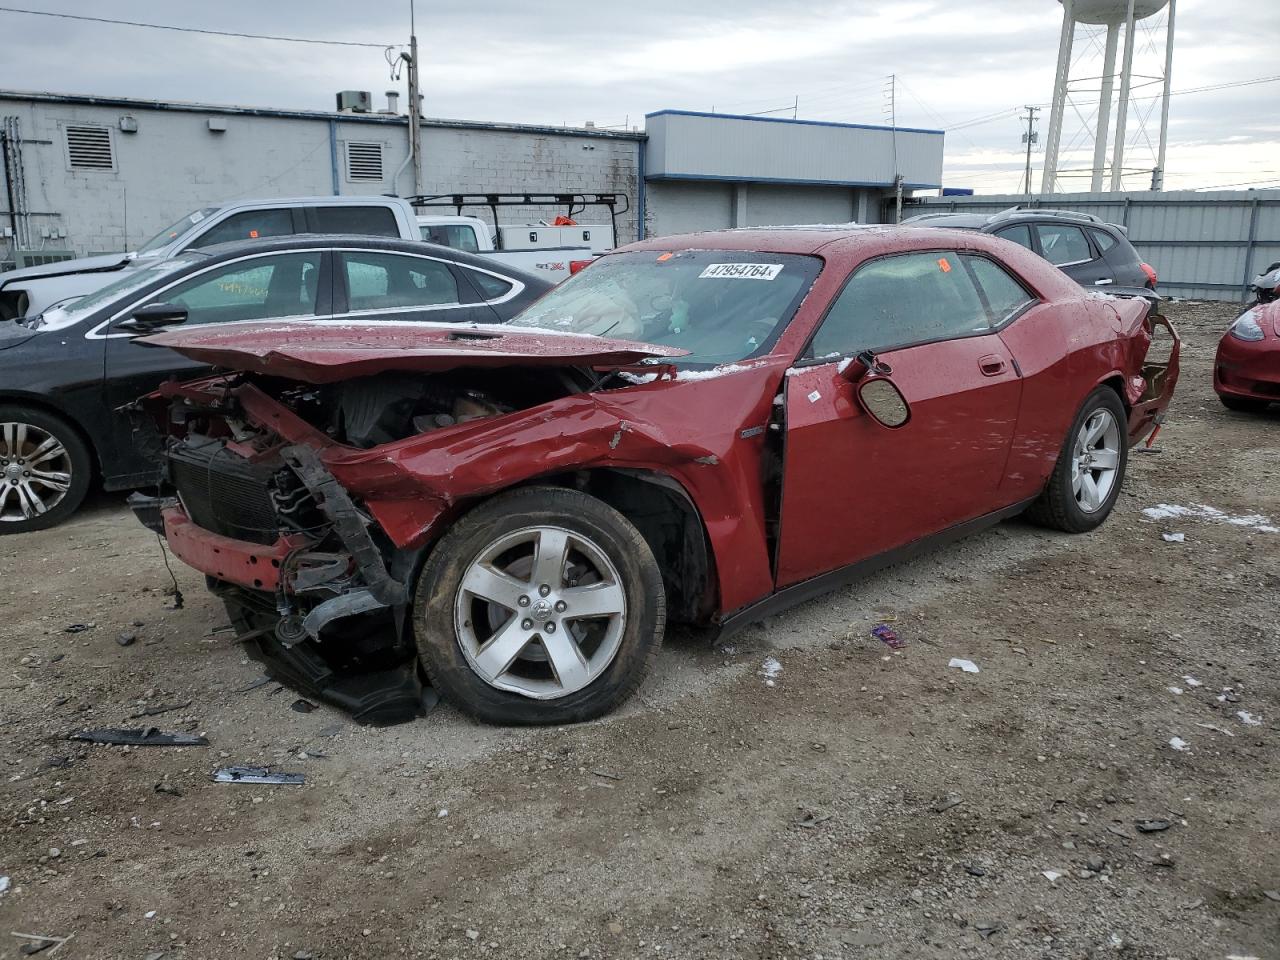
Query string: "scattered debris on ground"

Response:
xmin=211 ymin=766 xmax=305 ymax=786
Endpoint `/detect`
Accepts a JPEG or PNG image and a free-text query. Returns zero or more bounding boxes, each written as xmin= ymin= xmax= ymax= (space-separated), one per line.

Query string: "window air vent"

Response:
xmin=66 ymin=125 xmax=115 ymax=170
xmin=345 ymin=141 xmax=384 ymax=182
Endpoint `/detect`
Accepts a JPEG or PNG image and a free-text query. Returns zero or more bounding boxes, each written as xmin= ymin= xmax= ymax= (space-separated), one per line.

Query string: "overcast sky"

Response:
xmin=1 ymin=1 xmax=1276 ymax=194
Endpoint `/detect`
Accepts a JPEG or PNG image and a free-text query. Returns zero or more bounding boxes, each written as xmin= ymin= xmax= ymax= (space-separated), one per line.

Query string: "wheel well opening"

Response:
xmin=576 ymin=469 xmax=717 ymax=626
xmin=1100 ymin=375 xmax=1129 ymax=412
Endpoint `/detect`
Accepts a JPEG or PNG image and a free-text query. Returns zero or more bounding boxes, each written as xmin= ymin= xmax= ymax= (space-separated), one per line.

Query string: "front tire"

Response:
xmin=413 ymin=485 xmax=666 ymax=725
xmin=1026 ymin=386 xmax=1128 ymax=533
xmin=0 ymin=405 xmax=92 ymax=534
xmin=1219 ymin=394 xmax=1270 ymax=413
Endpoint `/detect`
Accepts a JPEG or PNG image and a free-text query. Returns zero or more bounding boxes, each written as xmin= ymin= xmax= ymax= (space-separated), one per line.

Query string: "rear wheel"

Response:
xmin=1026 ymin=387 xmax=1128 ymax=533
xmin=0 ymin=405 xmax=91 ymax=534
xmin=1219 ymin=394 xmax=1270 ymax=413
xmin=413 ymin=485 xmax=666 ymax=725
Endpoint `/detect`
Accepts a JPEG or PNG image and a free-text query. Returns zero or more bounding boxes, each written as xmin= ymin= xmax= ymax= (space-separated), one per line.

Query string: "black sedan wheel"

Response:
xmin=0 ymin=405 xmax=92 ymax=534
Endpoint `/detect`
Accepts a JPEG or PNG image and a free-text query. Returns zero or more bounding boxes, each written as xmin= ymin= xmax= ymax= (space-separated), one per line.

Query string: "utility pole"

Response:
xmin=406 ymin=0 xmax=423 ymax=197
xmin=1020 ymin=105 xmax=1040 ymax=199
xmin=885 ymin=74 xmax=902 ymax=223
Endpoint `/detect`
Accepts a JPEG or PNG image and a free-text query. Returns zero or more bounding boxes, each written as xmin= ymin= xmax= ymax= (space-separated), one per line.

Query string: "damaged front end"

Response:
xmin=129 ymin=317 xmax=718 ymax=724
xmin=137 ymin=361 xmax=621 ymax=724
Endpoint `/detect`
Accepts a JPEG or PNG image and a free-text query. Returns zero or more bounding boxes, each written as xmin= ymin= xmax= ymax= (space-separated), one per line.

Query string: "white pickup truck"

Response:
xmin=0 ymin=195 xmax=603 ymax=321
xmin=417 ymin=214 xmax=606 ymax=282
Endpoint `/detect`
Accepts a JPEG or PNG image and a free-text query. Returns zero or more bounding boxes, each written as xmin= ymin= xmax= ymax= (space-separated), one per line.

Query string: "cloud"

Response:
xmin=0 ymin=0 xmax=1275 ymax=193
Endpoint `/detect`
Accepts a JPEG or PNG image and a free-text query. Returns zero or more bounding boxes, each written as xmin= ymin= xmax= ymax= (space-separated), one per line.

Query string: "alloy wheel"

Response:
xmin=453 ymin=525 xmax=627 ymax=700
xmin=1070 ymin=409 xmax=1121 ymax=514
xmin=0 ymin=421 xmax=74 ymax=523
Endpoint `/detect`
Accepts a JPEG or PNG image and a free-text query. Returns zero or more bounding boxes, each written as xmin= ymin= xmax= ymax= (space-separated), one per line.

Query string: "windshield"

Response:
xmin=138 ymin=207 xmax=220 ymax=254
xmin=33 ymin=257 xmax=197 ymax=331
xmin=506 ymin=250 xmax=822 ymax=367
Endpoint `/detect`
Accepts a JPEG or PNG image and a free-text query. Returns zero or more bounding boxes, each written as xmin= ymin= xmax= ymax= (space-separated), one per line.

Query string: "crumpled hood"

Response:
xmin=0 ymin=321 xmax=37 ymax=352
xmin=141 ymin=321 xmax=688 ymax=382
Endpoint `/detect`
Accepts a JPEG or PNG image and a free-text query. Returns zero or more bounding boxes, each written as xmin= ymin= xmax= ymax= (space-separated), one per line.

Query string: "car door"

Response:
xmin=99 ymin=250 xmax=329 ymax=483
xmin=333 ymin=249 xmax=501 ymax=324
xmin=1033 ymin=222 xmax=1108 ymax=286
xmin=775 ymin=250 xmax=1023 ymax=588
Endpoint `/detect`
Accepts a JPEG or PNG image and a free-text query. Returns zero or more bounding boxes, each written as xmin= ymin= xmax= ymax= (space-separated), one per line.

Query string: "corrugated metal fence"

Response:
xmin=901 ymin=190 xmax=1280 ymax=301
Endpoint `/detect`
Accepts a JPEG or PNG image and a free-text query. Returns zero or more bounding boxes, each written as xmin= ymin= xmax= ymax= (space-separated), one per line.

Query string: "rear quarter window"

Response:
xmin=466 ymin=270 xmax=514 ymax=300
xmin=1090 ymin=229 xmax=1119 ymax=254
xmin=312 ymin=206 xmax=400 ymax=237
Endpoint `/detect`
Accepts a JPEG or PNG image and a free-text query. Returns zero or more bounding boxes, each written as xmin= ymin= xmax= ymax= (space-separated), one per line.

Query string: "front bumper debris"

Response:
xmin=163 ymin=507 xmax=305 ymax=593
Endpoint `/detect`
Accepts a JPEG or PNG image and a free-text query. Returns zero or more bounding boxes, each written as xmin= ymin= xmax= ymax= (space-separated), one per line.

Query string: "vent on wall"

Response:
xmin=345 ymin=141 xmax=384 ymax=182
xmin=65 ymin=125 xmax=115 ymax=170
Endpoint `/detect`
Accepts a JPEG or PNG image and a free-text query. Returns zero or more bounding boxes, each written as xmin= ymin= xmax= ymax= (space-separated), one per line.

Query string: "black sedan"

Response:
xmin=0 ymin=235 xmax=553 ymax=533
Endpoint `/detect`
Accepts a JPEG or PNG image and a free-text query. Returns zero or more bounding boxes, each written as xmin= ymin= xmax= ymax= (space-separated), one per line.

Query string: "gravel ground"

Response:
xmin=0 ymin=299 xmax=1277 ymax=960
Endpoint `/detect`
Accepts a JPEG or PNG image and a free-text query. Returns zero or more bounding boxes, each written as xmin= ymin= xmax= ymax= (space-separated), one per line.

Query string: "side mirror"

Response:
xmin=857 ymin=378 xmax=911 ymax=429
xmin=837 ymin=349 xmax=893 ymax=382
xmin=116 ymin=302 xmax=188 ymax=334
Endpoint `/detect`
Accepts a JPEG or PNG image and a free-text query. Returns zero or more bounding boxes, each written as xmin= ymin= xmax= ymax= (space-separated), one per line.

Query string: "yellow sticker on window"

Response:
xmin=937 ymin=257 xmax=952 ymax=273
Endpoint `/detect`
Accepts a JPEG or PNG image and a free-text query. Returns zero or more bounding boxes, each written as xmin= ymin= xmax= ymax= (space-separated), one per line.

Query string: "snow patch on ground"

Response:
xmin=1143 ymin=503 xmax=1278 ymax=533
xmin=1169 ymin=736 xmax=1190 ymax=752
xmin=1237 ymin=711 xmax=1263 ymax=727
xmin=759 ymin=656 xmax=783 ymax=686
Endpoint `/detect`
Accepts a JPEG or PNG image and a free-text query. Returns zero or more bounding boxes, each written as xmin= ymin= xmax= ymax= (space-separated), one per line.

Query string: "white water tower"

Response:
xmin=1041 ymin=0 xmax=1177 ymax=193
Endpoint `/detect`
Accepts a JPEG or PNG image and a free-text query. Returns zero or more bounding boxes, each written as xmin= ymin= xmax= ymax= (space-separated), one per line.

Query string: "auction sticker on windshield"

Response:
xmin=698 ymin=263 xmax=784 ymax=280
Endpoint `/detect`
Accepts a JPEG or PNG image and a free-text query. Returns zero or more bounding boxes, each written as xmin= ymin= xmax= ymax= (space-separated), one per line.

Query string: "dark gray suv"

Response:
xmin=903 ymin=208 xmax=1157 ymax=291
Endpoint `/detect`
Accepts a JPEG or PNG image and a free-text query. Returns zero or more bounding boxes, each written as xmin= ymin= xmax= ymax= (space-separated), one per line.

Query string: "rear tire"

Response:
xmin=1026 ymin=386 xmax=1128 ymax=533
xmin=0 ymin=404 xmax=92 ymax=534
xmin=413 ymin=485 xmax=666 ymax=725
xmin=1219 ymin=394 xmax=1270 ymax=413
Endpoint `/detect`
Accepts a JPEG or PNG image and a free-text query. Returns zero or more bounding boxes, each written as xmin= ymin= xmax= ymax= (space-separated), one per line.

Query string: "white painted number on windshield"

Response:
xmin=698 ymin=263 xmax=784 ymax=281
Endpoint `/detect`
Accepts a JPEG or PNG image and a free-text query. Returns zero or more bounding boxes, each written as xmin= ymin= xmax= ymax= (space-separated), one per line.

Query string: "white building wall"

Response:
xmin=739 ymin=184 xmax=860 ymax=227
xmin=644 ymin=181 xmax=734 ymax=237
xmin=645 ymin=111 xmax=944 ymax=189
xmin=0 ymin=93 xmax=643 ymax=262
xmin=646 ymin=181 xmax=890 ymax=238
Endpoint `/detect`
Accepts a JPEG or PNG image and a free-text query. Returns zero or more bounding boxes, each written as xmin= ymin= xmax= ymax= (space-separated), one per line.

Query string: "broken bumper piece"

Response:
xmin=163 ymin=506 xmax=303 ymax=593
xmin=71 ymin=727 xmax=208 ymax=747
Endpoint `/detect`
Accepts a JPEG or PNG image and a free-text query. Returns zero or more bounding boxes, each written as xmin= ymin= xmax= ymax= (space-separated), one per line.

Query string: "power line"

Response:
xmin=0 ymin=5 xmax=395 ymax=48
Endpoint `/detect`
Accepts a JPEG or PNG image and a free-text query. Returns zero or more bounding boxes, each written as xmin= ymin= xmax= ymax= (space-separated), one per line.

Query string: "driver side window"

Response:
xmin=140 ymin=253 xmax=322 ymax=325
xmin=809 ymin=251 xmax=991 ymax=359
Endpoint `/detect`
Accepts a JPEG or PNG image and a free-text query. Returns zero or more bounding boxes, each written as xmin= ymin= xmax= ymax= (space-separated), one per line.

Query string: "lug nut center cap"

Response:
xmin=531 ymin=599 xmax=553 ymax=622
xmin=4 ymin=464 xmax=21 ymax=481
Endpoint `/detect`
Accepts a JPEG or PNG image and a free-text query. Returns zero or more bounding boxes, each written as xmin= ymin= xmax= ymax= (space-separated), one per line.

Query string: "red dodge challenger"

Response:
xmin=133 ymin=227 xmax=1180 ymax=725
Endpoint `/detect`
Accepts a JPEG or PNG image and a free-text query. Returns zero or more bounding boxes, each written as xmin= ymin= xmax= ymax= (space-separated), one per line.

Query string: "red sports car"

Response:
xmin=1214 ymin=300 xmax=1280 ymax=412
xmin=134 ymin=227 xmax=1180 ymax=725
